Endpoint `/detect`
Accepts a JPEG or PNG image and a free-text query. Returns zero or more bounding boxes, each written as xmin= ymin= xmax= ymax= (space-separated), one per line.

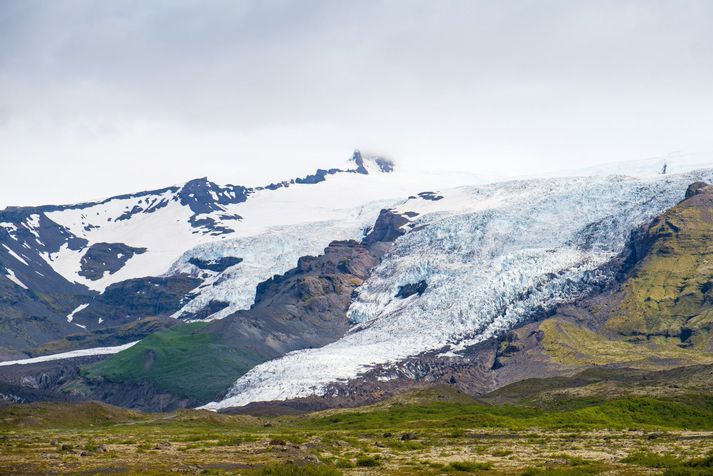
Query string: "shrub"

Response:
xmin=447 ymin=460 xmax=493 ymax=471
xmin=256 ymin=463 xmax=342 ymax=476
xmin=356 ymin=456 xmax=381 ymax=467
xmin=621 ymin=452 xmax=682 ymax=468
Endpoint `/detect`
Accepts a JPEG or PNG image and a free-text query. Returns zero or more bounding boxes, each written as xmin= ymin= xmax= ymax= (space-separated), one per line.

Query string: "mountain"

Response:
xmin=0 ymin=151 xmax=405 ymax=357
xmin=72 ymin=216 xmax=404 ymax=410
xmin=2 ymin=154 xmax=713 ymax=415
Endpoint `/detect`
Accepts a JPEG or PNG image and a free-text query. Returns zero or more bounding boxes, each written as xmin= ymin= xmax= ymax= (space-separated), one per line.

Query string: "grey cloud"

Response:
xmin=0 ymin=0 xmax=712 ymax=206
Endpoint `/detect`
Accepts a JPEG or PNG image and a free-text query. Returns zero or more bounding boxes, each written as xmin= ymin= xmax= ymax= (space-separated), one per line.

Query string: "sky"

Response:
xmin=1 ymin=0 xmax=712 ymax=207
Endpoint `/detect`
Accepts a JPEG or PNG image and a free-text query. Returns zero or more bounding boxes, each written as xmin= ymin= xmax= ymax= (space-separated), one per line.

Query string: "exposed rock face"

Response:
xmin=351 ymin=150 xmax=394 ymax=174
xmin=417 ymin=191 xmax=444 ymax=201
xmin=178 ymin=178 xmax=250 ymax=215
xmin=211 ymin=240 xmax=381 ymax=356
xmin=79 ymin=243 xmax=147 ymax=280
xmin=188 ymin=256 xmax=242 ymax=273
xmin=0 ymin=357 xmax=94 ymax=404
xmin=396 ymin=281 xmax=428 ymax=298
xmin=0 ymin=275 xmax=80 ymax=357
xmin=71 ymin=275 xmax=201 ymax=329
xmin=0 ymin=212 xmax=94 ymax=354
xmin=685 ymin=181 xmax=713 ymax=199
xmin=363 ymin=209 xmax=410 ymax=246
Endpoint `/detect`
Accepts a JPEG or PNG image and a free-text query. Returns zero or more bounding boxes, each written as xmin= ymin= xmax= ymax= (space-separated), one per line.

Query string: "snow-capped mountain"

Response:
xmin=7 ymin=151 xmax=391 ymax=292
xmin=204 ymin=169 xmax=713 ymax=409
xmin=0 ymin=150 xmax=490 ymax=355
xmin=4 ymin=148 xmax=713 ymax=412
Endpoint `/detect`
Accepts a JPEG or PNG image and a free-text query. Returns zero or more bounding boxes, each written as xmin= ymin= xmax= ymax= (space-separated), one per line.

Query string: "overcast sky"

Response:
xmin=1 ymin=0 xmax=712 ymax=207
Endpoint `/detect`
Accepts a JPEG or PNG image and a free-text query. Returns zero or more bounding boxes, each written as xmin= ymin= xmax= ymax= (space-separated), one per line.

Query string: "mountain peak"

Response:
xmin=349 ymin=149 xmax=394 ymax=174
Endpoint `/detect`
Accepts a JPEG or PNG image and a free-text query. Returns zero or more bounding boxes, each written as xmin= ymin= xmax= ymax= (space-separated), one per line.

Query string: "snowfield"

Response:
xmin=203 ymin=170 xmax=713 ymax=409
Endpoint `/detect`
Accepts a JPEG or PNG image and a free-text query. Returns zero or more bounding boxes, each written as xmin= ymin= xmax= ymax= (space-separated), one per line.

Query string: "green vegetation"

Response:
xmin=621 ymin=450 xmax=713 ymax=475
xmin=83 ymin=323 xmax=267 ymax=402
xmin=540 ymin=318 xmax=713 ymax=368
xmin=297 ymin=394 xmax=713 ymax=431
xmin=2 ymin=390 xmax=713 ymax=475
xmin=255 ymin=464 xmax=342 ymax=476
xmin=355 ymin=455 xmax=381 ymax=467
xmin=446 ymin=460 xmax=492 ymax=471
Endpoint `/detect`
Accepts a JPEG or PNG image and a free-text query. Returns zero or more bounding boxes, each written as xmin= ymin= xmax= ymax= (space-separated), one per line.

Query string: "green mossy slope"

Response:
xmin=83 ymin=323 xmax=267 ymax=403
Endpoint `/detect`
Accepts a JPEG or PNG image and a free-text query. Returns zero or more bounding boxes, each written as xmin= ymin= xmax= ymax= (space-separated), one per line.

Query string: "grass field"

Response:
xmin=2 ymin=388 xmax=713 ymax=475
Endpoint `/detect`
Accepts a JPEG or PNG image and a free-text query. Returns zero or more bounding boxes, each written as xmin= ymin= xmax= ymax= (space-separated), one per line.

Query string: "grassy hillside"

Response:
xmin=82 ymin=323 xmax=267 ymax=403
xmin=540 ymin=318 xmax=713 ymax=368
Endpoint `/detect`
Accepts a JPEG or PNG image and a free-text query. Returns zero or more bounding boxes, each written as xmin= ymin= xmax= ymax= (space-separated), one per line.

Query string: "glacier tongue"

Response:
xmin=204 ymin=171 xmax=713 ymax=410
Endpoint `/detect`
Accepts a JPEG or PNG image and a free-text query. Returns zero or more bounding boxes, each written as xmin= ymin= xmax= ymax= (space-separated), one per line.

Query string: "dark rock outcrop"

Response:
xmin=417 ymin=191 xmax=444 ymax=201
xmin=209 ymin=240 xmax=381 ymax=356
xmin=71 ymin=275 xmax=201 ymax=329
xmin=396 ymin=281 xmax=428 ymax=298
xmin=188 ymin=256 xmax=242 ymax=273
xmin=363 ymin=209 xmax=410 ymax=246
xmin=79 ymin=243 xmax=147 ymax=280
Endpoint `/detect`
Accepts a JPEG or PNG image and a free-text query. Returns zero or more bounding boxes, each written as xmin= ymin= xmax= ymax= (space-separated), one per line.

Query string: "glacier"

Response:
xmin=204 ymin=170 xmax=713 ymax=409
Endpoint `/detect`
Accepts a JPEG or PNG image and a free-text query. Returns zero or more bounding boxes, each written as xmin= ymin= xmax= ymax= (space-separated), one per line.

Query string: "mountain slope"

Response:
xmin=604 ymin=181 xmax=713 ymax=351
xmin=69 ymin=212 xmax=407 ymax=409
xmin=0 ymin=152 xmax=413 ymax=357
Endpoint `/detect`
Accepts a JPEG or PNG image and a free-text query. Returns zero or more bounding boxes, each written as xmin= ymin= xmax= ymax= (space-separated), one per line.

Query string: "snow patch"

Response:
xmin=66 ymin=303 xmax=89 ymax=323
xmin=2 ymin=244 xmax=28 ymax=265
xmin=4 ymin=268 xmax=28 ymax=290
xmin=0 ymin=341 xmax=139 ymax=367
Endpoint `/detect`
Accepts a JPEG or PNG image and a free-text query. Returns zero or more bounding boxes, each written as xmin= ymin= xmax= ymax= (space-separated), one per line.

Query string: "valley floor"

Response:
xmin=2 ymin=389 xmax=713 ymax=475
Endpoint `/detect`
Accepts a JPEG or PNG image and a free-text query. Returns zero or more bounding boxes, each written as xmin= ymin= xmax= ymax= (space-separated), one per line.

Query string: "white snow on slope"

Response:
xmin=67 ymin=303 xmax=90 ymax=323
xmin=40 ymin=160 xmax=476 ymax=295
xmin=204 ymin=170 xmax=713 ymax=409
xmin=45 ymin=193 xmax=215 ymax=291
xmin=0 ymin=341 xmax=139 ymax=367
xmin=2 ymin=244 xmax=28 ymax=265
xmin=4 ymin=268 xmax=28 ymax=290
